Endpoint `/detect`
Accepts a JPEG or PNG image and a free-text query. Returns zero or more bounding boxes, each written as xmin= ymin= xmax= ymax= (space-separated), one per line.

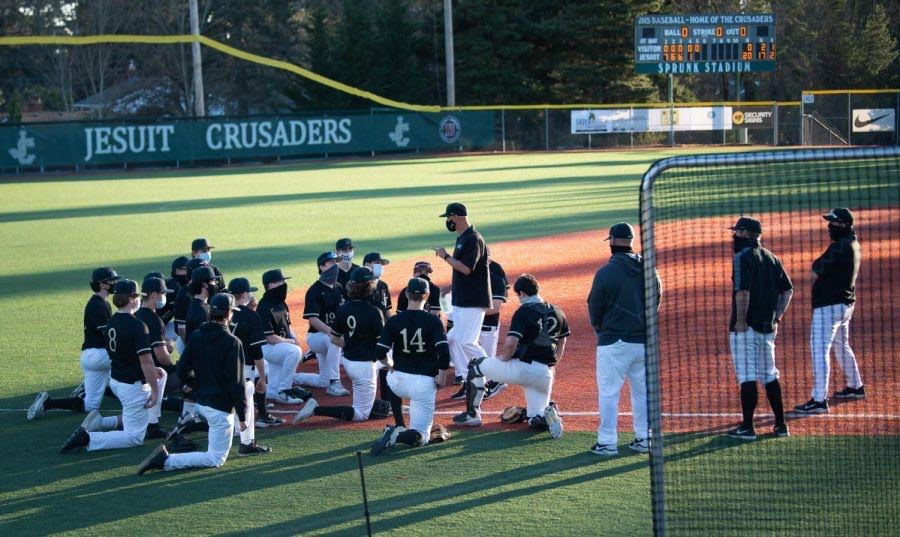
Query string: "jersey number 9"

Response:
xmin=347 ymin=315 xmax=357 ymax=337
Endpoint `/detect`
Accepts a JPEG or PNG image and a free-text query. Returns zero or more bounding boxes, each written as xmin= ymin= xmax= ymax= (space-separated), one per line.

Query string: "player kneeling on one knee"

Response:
xmin=370 ymin=277 xmax=453 ymax=456
xmin=452 ymin=274 xmax=569 ymax=439
xmin=293 ymin=267 xmax=393 ymax=424
xmin=138 ymin=293 xmax=251 ymax=474
xmin=60 ymin=279 xmax=167 ymax=454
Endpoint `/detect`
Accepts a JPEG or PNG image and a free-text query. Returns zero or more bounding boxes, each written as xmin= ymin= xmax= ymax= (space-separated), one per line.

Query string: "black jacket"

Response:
xmin=177 ymin=322 xmax=247 ymax=421
xmin=812 ymin=234 xmax=860 ymax=308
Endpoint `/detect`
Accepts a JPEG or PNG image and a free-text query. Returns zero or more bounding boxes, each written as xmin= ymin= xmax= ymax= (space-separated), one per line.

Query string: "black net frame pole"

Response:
xmin=637 ymin=145 xmax=900 ymax=537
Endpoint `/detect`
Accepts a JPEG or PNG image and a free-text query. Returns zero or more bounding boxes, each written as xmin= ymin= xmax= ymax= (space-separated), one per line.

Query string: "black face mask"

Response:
xmin=265 ymin=284 xmax=288 ymax=303
xmin=174 ymin=273 xmax=190 ymax=286
xmin=610 ymin=245 xmax=634 ymax=254
xmin=445 ymin=219 xmax=456 ymax=232
xmin=828 ymin=223 xmax=851 ymax=241
xmin=732 ymin=235 xmax=759 ymax=253
xmin=206 ymin=281 xmax=218 ymax=295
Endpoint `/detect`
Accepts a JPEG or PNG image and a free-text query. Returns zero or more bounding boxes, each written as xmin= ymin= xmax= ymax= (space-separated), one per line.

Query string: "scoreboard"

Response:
xmin=634 ymin=14 xmax=776 ymax=74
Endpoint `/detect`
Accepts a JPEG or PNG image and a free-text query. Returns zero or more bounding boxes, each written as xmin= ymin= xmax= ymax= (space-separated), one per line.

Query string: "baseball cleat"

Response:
xmin=453 ymin=375 xmax=463 ymax=385
xmin=832 ymin=386 xmax=866 ymax=400
xmin=483 ymin=381 xmax=508 ymax=400
xmin=452 ymin=410 xmax=482 ymax=427
xmin=292 ymin=398 xmax=318 ymax=424
xmin=81 ymin=409 xmax=103 ymax=432
xmin=60 ymin=426 xmax=90 ymax=453
xmin=238 ymin=441 xmax=272 ymax=457
xmin=301 ymin=350 xmax=318 ymax=364
xmin=773 ymin=423 xmax=790 ymax=437
xmin=266 ymin=402 xmax=275 ymax=410
xmin=275 ymin=391 xmax=303 ymax=405
xmin=726 ymin=425 xmax=757 ymax=440
xmin=591 ymin=443 xmax=618 ymax=457
xmin=255 ymin=415 xmax=285 ymax=428
xmin=793 ymin=398 xmax=829 ymax=414
xmin=145 ymin=423 xmax=167 ymax=440
xmin=167 ymin=433 xmax=197 ymax=453
xmin=449 ymin=385 xmax=467 ymax=400
xmin=70 ymin=382 xmax=86 ymax=399
xmin=371 ymin=425 xmax=399 ymax=456
xmin=628 ymin=438 xmax=649 ymax=453
xmin=27 ymin=391 xmax=49 ymax=421
xmin=544 ymin=404 xmax=563 ymax=439
xmin=137 ymin=445 xmax=169 ymax=475
xmin=326 ymin=382 xmax=350 ymax=397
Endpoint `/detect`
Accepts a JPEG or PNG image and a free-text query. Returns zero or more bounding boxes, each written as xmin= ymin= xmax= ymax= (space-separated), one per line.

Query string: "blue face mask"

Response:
xmin=155 ymin=295 xmax=167 ymax=310
xmin=371 ymin=263 xmax=384 ymax=278
xmin=197 ymin=251 xmax=212 ymax=263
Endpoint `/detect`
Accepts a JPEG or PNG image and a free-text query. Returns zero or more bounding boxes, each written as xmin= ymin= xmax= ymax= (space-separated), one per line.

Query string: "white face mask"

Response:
xmin=155 ymin=295 xmax=167 ymax=309
xmin=197 ymin=251 xmax=212 ymax=263
xmin=339 ymin=251 xmax=354 ymax=263
xmin=371 ymin=263 xmax=383 ymax=278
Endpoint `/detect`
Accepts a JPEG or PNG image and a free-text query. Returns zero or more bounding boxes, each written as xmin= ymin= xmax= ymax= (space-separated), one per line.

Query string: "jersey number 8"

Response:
xmin=108 ymin=328 xmax=117 ymax=352
xmin=399 ymin=328 xmax=426 ymax=353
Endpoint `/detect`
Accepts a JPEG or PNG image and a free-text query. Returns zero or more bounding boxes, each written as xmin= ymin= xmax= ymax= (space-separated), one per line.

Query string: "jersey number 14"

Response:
xmin=399 ymin=328 xmax=426 ymax=353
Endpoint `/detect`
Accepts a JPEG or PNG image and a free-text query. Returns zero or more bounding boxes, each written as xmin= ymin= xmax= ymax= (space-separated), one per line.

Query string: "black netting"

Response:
xmin=640 ymin=148 xmax=900 ymax=535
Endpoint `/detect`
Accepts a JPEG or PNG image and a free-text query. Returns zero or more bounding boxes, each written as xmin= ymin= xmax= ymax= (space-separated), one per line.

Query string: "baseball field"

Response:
xmin=1 ymin=148 xmax=897 ymax=536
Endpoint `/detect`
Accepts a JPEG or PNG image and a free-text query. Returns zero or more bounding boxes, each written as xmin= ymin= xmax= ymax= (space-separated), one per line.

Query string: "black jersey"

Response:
xmin=256 ymin=297 xmax=292 ymax=339
xmin=337 ymin=263 xmax=361 ymax=298
xmin=172 ymin=286 xmax=193 ymax=332
xmin=134 ymin=306 xmax=168 ymax=368
xmin=483 ymin=269 xmax=509 ymax=328
xmin=157 ymin=278 xmax=181 ymax=324
xmin=333 ymin=299 xmax=385 ymax=362
xmin=451 ymin=226 xmax=492 ymax=308
xmin=508 ymin=301 xmax=570 ymax=366
xmin=303 ymin=280 xmax=344 ymax=332
xmin=185 ymin=297 xmax=211 ymax=339
xmin=377 ymin=310 xmax=450 ymax=376
xmin=178 ymin=322 xmax=247 ymax=421
xmin=82 ymin=294 xmax=112 ymax=350
xmin=107 ymin=312 xmax=152 ymax=383
xmin=730 ymin=246 xmax=793 ymax=334
xmin=369 ymin=280 xmax=393 ymax=315
xmin=231 ymin=305 xmax=266 ymax=365
xmin=396 ymin=275 xmax=442 ymax=314
xmin=811 ymin=234 xmax=860 ymax=308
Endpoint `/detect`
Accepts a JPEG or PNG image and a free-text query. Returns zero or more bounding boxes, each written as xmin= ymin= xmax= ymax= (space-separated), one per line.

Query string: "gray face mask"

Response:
xmin=197 ymin=251 xmax=211 ymax=263
xmin=155 ymin=295 xmax=167 ymax=309
xmin=320 ymin=264 xmax=340 ymax=286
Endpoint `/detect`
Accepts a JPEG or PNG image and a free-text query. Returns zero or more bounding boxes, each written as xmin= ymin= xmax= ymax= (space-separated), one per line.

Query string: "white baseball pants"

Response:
xmin=294 ymin=332 xmax=342 ymax=388
xmin=232 ymin=366 xmax=255 ymax=444
xmin=79 ymin=348 xmax=111 ymax=412
xmin=479 ymin=357 xmax=554 ymax=418
xmin=729 ymin=328 xmax=779 ymax=384
xmin=810 ymin=304 xmax=861 ymax=401
xmin=87 ymin=371 xmax=166 ymax=451
xmin=165 ymin=320 xmax=186 ymax=355
xmin=447 ymin=306 xmax=486 ymax=375
xmin=478 ymin=326 xmax=500 ymax=358
xmin=342 ymin=358 xmax=378 ymax=420
xmin=596 ymin=340 xmax=648 ymax=446
xmin=165 ymin=404 xmax=234 ymax=470
xmin=263 ymin=342 xmax=302 ymax=399
xmin=387 ymin=371 xmax=436 ymax=446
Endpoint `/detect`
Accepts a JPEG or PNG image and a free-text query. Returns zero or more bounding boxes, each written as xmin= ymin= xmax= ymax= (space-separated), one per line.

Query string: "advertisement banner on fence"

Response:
xmin=1 ymin=112 xmax=494 ymax=168
xmin=572 ymin=107 xmax=732 ymax=134
xmin=731 ymin=107 xmax=775 ymax=129
xmin=851 ymin=109 xmax=895 ymax=132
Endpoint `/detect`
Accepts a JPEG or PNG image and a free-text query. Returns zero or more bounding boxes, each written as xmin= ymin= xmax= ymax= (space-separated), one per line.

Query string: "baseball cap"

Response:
xmin=335 ymin=238 xmax=354 ymax=250
xmin=191 ymin=266 xmax=216 ymax=284
xmin=191 ymin=238 xmax=214 ymax=251
xmin=262 ymin=268 xmax=291 ymax=287
xmin=604 ymin=222 xmax=635 ymax=241
xmin=227 ymin=277 xmax=258 ymax=294
xmin=439 ymin=202 xmax=468 ymax=217
xmin=209 ymin=293 xmax=240 ymax=314
xmin=406 ymin=277 xmax=430 ymax=295
xmin=728 ymin=217 xmax=763 ymax=235
xmin=363 ymin=252 xmax=390 ymax=265
xmin=144 ymin=271 xmax=164 ymax=281
xmin=171 ymin=256 xmax=189 ymax=271
xmin=142 ymin=277 xmax=173 ymax=295
xmin=350 ymin=266 xmax=377 ymax=283
xmin=186 ymin=257 xmax=208 ymax=273
xmin=113 ymin=279 xmax=145 ymax=296
xmin=91 ymin=267 xmax=121 ymax=285
xmin=317 ymin=251 xmax=339 ymax=267
xmin=413 ymin=261 xmax=433 ymax=274
xmin=823 ymin=208 xmax=854 ymax=225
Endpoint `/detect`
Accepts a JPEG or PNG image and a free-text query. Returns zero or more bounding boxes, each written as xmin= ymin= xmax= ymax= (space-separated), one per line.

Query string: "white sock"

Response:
xmin=100 ymin=416 xmax=118 ymax=430
xmin=181 ymin=400 xmax=196 ymax=418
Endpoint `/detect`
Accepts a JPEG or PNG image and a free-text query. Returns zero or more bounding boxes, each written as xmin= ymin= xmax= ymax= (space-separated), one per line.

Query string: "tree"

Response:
xmin=854 ymin=3 xmax=898 ymax=83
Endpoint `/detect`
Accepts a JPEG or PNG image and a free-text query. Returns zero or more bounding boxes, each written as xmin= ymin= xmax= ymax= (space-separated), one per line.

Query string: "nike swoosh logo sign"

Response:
xmin=853 ymin=113 xmax=892 ymax=129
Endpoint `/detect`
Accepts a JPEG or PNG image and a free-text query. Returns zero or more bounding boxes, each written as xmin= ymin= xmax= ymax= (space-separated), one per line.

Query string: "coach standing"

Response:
xmin=795 ymin=208 xmax=864 ymax=414
xmin=588 ymin=223 xmax=658 ymax=456
xmin=726 ymin=217 xmax=793 ymax=440
xmin=433 ymin=202 xmax=491 ymax=381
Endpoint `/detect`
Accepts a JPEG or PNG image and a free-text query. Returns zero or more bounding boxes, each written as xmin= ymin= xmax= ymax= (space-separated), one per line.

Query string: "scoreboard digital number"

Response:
xmin=635 ymin=14 xmax=776 ymax=74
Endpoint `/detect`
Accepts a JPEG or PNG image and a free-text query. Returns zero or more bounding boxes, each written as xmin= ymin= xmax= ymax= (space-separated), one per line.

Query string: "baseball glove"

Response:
xmin=369 ymin=399 xmax=392 ymax=419
xmin=429 ymin=424 xmax=451 ymax=443
xmin=500 ymin=406 xmax=527 ymax=424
